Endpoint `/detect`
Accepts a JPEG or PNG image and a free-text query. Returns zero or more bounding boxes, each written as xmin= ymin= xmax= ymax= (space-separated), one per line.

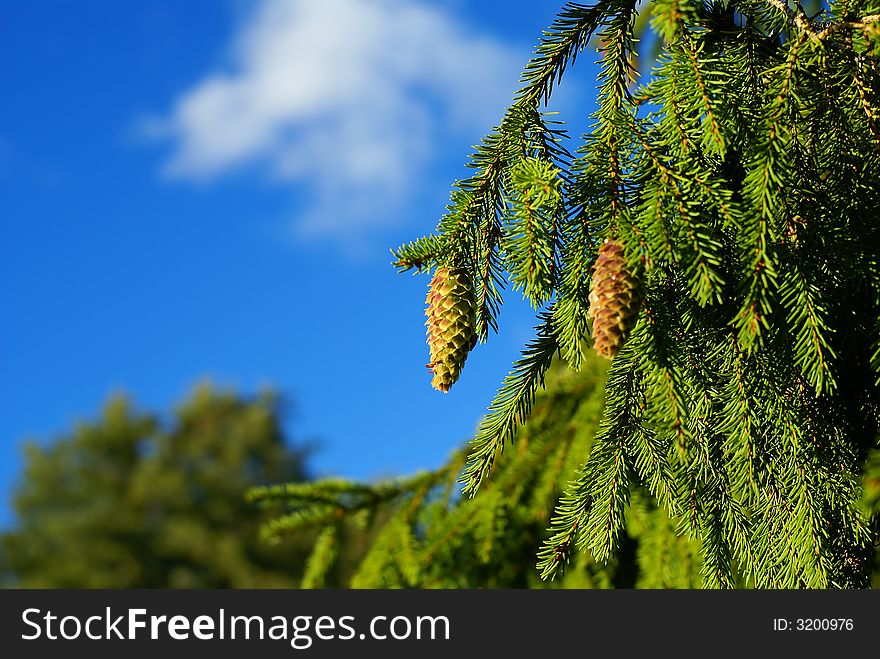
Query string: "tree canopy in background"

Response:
xmin=0 ymin=386 xmax=353 ymax=588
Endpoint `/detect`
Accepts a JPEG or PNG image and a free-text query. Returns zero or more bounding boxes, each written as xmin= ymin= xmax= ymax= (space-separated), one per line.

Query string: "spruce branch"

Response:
xmin=538 ymin=355 xmax=642 ymax=577
xmin=460 ymin=311 xmax=560 ymax=497
xmin=248 ymin=470 xmax=452 ymax=543
xmin=504 ymin=158 xmax=563 ymax=306
xmin=391 ymin=235 xmax=449 ymax=274
xmin=678 ymin=36 xmax=727 ymax=156
xmin=517 ymin=0 xmax=628 ymax=106
xmin=300 ymin=526 xmax=338 ymax=589
xmin=780 ymin=259 xmax=838 ymax=394
xmin=536 ymin=478 xmax=592 ymax=580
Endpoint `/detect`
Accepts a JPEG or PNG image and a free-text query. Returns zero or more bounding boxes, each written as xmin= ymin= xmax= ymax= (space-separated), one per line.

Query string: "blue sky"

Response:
xmin=0 ymin=0 xmax=598 ymax=526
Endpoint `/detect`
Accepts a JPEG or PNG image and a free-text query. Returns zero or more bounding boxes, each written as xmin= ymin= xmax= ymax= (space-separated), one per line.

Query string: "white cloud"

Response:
xmin=148 ymin=0 xmax=521 ymax=242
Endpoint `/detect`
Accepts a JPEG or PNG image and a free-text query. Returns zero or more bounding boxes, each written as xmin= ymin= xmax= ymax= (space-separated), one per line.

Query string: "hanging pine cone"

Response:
xmin=588 ymin=239 xmax=642 ymax=359
xmin=425 ymin=265 xmax=478 ymax=392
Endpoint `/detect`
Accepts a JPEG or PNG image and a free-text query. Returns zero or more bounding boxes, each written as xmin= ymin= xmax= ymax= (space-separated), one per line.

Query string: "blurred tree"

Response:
xmin=0 ymin=385 xmax=347 ymax=588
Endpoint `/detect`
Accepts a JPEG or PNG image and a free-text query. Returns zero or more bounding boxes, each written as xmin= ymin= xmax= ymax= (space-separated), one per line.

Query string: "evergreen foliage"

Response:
xmin=0 ymin=386 xmax=355 ymax=588
xmin=251 ymin=356 xmax=880 ymax=588
xmin=261 ymin=0 xmax=880 ymax=588
xmin=249 ymin=358 xmax=620 ymax=588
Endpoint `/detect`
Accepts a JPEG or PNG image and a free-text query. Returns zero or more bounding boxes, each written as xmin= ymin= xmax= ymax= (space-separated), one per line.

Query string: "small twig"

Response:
xmin=765 ymin=0 xmax=820 ymax=42
xmin=826 ymin=40 xmax=880 ymax=62
xmin=816 ymin=15 xmax=880 ymax=40
xmin=765 ymin=1 xmax=880 ymax=42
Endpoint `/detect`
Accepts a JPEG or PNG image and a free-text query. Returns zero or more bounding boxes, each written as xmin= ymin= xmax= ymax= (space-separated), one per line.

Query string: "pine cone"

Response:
xmin=425 ymin=266 xmax=478 ymax=392
xmin=588 ymin=239 xmax=642 ymax=359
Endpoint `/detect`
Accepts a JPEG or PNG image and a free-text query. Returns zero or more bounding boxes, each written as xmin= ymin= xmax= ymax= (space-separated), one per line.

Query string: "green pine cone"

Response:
xmin=425 ymin=266 xmax=478 ymax=392
xmin=587 ymin=239 xmax=642 ymax=360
